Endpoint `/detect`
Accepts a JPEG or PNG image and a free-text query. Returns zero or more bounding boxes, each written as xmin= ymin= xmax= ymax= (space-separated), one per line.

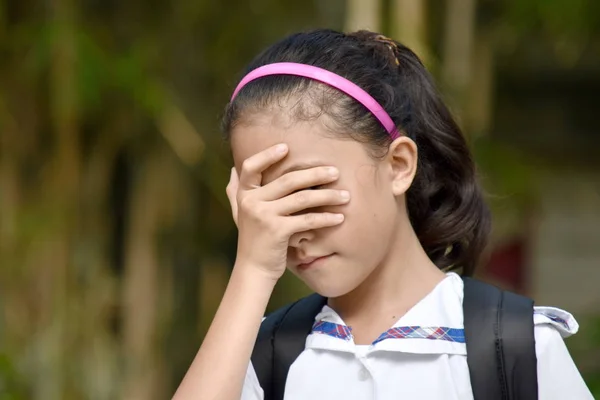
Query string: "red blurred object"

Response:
xmin=485 ymin=237 xmax=529 ymax=293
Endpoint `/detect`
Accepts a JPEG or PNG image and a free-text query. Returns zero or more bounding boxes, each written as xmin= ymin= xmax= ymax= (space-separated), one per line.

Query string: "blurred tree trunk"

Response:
xmin=121 ymin=150 xmax=164 ymax=400
xmin=442 ymin=0 xmax=495 ymax=135
xmin=441 ymin=0 xmax=476 ymax=126
xmin=36 ymin=0 xmax=80 ymax=397
xmin=0 ymin=93 xmax=25 ymax=396
xmin=0 ymin=99 xmax=19 ymax=260
xmin=345 ymin=0 xmax=381 ymax=32
xmin=77 ymin=119 xmax=129 ymax=400
xmin=121 ymin=146 xmax=188 ymax=400
xmin=467 ymin=28 xmax=495 ymax=136
xmin=391 ymin=0 xmax=429 ymax=65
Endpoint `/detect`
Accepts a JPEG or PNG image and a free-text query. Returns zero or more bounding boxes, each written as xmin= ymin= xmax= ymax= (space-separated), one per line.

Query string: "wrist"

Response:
xmin=231 ymin=261 xmax=279 ymax=292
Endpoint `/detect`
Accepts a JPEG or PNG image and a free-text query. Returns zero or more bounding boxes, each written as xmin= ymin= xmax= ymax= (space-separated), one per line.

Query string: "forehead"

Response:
xmin=230 ymin=114 xmax=369 ymax=182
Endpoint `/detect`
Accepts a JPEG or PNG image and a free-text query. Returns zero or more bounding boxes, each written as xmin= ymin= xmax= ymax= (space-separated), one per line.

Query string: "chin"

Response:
xmin=301 ymin=277 xmax=359 ymax=299
xmin=290 ymin=256 xmax=371 ymax=298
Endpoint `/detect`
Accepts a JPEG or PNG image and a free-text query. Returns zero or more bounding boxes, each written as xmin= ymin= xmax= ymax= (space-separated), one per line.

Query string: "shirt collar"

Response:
xmin=305 ymin=272 xmax=467 ymax=355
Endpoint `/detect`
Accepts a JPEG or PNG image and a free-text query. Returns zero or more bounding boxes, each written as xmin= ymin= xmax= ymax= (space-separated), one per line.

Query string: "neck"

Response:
xmin=328 ymin=222 xmax=446 ymax=332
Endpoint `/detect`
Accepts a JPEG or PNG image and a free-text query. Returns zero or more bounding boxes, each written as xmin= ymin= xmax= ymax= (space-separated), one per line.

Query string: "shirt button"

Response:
xmin=358 ymin=367 xmax=370 ymax=381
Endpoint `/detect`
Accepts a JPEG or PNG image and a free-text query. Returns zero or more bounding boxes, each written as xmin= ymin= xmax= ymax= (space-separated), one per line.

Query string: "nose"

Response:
xmin=288 ymin=230 xmax=315 ymax=248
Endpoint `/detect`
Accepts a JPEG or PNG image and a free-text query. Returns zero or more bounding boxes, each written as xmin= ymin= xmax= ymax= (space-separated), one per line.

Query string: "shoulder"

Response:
xmin=534 ymin=306 xmax=579 ymax=337
xmin=257 ymin=301 xmax=296 ymax=331
xmin=533 ymin=305 xmax=579 ymax=355
xmin=260 ymin=293 xmax=327 ymax=325
xmin=458 ymin=277 xmax=593 ymax=397
xmin=533 ymin=306 xmax=594 ymax=398
xmin=533 ymin=305 xmax=578 ymax=362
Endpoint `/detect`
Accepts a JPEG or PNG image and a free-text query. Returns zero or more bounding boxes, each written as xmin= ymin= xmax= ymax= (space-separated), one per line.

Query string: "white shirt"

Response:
xmin=241 ymin=273 xmax=593 ymax=399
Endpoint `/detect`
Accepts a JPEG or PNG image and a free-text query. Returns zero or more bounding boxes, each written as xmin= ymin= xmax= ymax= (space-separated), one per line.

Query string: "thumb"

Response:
xmin=226 ymin=167 xmax=239 ymax=226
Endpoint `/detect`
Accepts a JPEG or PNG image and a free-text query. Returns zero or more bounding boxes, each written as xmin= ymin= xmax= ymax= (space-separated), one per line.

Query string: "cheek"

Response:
xmin=337 ymin=183 xmax=392 ymax=253
xmin=328 ymin=164 xmax=396 ymax=253
xmin=351 ymin=166 xmax=392 ymax=223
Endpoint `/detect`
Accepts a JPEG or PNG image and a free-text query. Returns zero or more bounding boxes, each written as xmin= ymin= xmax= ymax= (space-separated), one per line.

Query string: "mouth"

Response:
xmin=296 ymin=253 xmax=335 ymax=271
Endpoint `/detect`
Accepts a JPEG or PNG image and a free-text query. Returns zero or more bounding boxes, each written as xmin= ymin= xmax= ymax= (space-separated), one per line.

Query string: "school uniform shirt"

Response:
xmin=241 ymin=272 xmax=593 ymax=400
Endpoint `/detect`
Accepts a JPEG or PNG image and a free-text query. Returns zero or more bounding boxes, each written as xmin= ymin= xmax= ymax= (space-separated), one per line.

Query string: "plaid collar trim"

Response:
xmin=305 ymin=274 xmax=579 ymax=355
xmin=372 ymin=326 xmax=465 ymax=344
xmin=306 ymin=273 xmax=467 ymax=355
xmin=310 ymin=321 xmax=465 ymax=344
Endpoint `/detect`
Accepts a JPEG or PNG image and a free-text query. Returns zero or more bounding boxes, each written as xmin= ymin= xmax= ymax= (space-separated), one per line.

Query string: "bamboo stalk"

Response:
xmin=345 ymin=0 xmax=382 ymax=32
xmin=391 ymin=0 xmax=429 ymax=65
xmin=44 ymin=0 xmax=80 ymax=397
xmin=441 ymin=0 xmax=476 ymax=124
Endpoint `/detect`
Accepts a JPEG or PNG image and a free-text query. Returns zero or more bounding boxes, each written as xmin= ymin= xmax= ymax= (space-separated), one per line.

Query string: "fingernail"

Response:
xmin=340 ymin=190 xmax=350 ymax=200
xmin=275 ymin=144 xmax=288 ymax=154
xmin=327 ymin=167 xmax=339 ymax=177
xmin=334 ymin=214 xmax=344 ymax=222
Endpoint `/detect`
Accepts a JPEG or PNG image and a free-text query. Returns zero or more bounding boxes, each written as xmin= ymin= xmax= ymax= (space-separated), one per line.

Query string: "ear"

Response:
xmin=386 ymin=136 xmax=418 ymax=196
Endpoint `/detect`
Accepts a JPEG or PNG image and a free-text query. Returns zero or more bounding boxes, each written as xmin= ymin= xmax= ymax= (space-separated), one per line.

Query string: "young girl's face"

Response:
xmin=231 ymin=111 xmax=408 ymax=298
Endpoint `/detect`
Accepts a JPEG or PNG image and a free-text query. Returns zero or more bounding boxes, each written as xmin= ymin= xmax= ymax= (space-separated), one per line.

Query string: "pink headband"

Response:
xmin=230 ymin=62 xmax=400 ymax=139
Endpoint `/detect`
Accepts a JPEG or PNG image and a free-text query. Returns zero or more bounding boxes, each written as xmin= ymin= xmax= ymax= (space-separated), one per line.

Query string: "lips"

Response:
xmin=296 ymin=254 xmax=334 ymax=270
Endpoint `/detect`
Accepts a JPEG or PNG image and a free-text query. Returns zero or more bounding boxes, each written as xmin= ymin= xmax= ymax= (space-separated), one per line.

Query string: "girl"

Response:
xmin=174 ymin=29 xmax=593 ymax=399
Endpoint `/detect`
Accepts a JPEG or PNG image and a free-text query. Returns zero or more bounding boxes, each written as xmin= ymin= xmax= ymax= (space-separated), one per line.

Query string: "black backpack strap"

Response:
xmin=463 ymin=277 xmax=538 ymax=400
xmin=251 ymin=293 xmax=327 ymax=400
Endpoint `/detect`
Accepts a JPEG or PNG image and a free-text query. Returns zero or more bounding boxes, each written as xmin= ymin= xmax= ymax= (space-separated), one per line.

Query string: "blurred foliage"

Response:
xmin=503 ymin=0 xmax=600 ymax=41
xmin=564 ymin=315 xmax=600 ymax=394
xmin=0 ymin=0 xmax=599 ymax=398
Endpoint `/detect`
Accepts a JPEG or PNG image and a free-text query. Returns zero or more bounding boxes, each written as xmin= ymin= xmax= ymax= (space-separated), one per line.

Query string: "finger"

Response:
xmin=226 ymin=167 xmax=239 ymax=200
xmin=284 ymin=212 xmax=345 ymax=234
xmin=226 ymin=167 xmax=239 ymax=225
xmin=239 ymin=143 xmax=288 ymax=190
xmin=259 ymin=166 xmax=339 ymax=201
xmin=275 ymin=189 xmax=350 ymax=215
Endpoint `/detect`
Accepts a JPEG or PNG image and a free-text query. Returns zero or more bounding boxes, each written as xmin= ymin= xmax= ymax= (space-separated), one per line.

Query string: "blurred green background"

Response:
xmin=1 ymin=0 xmax=599 ymax=398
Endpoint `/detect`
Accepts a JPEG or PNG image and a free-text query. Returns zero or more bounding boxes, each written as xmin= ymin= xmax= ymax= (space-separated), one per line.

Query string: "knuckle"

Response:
xmin=294 ymin=192 xmax=309 ymax=206
xmin=303 ymin=213 xmax=316 ymax=226
xmin=253 ymin=203 xmax=269 ymax=217
xmin=279 ymin=173 xmax=293 ymax=189
xmin=238 ymin=194 xmax=255 ymax=212
xmin=226 ymin=183 xmax=235 ymax=196
xmin=241 ymin=159 xmax=255 ymax=174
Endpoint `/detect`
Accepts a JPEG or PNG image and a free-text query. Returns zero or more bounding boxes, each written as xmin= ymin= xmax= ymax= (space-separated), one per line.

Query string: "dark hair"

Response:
xmin=222 ymin=29 xmax=491 ymax=276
